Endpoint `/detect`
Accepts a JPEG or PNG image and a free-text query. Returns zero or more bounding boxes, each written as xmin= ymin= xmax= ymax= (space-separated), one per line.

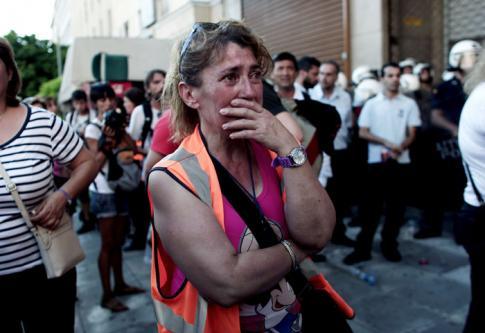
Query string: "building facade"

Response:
xmin=52 ymin=0 xmax=485 ymax=82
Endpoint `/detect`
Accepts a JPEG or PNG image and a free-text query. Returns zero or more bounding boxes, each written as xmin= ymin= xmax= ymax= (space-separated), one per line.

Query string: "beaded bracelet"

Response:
xmin=281 ymin=240 xmax=298 ymax=271
xmin=57 ymin=188 xmax=73 ymax=202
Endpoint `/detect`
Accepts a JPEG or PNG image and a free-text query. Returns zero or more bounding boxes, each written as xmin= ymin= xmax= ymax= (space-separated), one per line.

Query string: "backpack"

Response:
xmin=140 ymin=101 xmax=153 ymax=147
xmin=106 ymin=147 xmax=142 ymax=192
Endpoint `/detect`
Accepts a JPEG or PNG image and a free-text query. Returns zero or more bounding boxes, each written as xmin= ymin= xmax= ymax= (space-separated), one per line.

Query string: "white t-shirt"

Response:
xmin=84 ymin=119 xmax=113 ymax=194
xmin=309 ymin=85 xmax=352 ymax=150
xmin=458 ymin=82 xmax=485 ymax=207
xmin=65 ymin=109 xmax=97 ymax=136
xmin=294 ymin=82 xmax=307 ymax=96
xmin=127 ymin=103 xmax=162 ymax=150
xmin=358 ymin=93 xmax=421 ymax=164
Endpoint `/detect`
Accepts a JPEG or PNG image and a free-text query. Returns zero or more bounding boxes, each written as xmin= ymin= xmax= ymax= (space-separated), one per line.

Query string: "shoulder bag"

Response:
xmin=0 ymin=160 xmax=85 ymax=279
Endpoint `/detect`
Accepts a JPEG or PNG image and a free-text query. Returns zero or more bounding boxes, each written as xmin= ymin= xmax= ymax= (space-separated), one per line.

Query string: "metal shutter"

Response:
xmin=242 ymin=0 xmax=344 ymax=65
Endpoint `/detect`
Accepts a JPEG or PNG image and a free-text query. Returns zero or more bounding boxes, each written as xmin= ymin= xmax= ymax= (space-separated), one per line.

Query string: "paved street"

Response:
xmin=74 ymin=212 xmax=469 ymax=333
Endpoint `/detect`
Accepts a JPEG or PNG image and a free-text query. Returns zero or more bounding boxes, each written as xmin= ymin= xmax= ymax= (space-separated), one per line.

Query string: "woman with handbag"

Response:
xmin=457 ymin=51 xmax=485 ymax=333
xmin=0 ymin=38 xmax=97 ymax=332
xmin=148 ymin=21 xmax=352 ymax=332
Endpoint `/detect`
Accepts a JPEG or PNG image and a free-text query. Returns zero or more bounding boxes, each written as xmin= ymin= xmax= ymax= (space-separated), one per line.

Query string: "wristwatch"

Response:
xmin=271 ymin=146 xmax=307 ymax=168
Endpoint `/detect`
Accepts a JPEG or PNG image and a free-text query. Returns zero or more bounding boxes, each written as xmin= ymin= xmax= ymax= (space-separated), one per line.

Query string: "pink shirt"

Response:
xmin=223 ymin=141 xmax=286 ymax=249
xmin=150 ymin=110 xmax=178 ymax=156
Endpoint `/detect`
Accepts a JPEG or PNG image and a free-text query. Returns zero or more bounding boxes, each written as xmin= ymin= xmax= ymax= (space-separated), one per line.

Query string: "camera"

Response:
xmin=103 ymin=108 xmax=127 ymax=144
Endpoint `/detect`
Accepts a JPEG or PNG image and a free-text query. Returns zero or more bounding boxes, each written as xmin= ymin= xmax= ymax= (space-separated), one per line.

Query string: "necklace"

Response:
xmin=246 ymin=142 xmax=257 ymax=201
xmin=199 ymin=127 xmax=262 ymax=214
xmin=245 ymin=141 xmax=265 ymax=218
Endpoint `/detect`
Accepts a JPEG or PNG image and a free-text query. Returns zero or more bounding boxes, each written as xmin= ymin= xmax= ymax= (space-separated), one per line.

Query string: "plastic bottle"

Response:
xmin=349 ymin=267 xmax=377 ymax=286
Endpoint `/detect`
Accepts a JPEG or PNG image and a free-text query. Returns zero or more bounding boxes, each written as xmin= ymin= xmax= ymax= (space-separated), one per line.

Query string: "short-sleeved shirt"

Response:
xmin=127 ymin=103 xmax=162 ymax=151
xmin=150 ymin=110 xmax=178 ymax=156
xmin=458 ymin=82 xmax=485 ymax=207
xmin=65 ymin=109 xmax=97 ymax=137
xmin=358 ymin=93 xmax=421 ymax=164
xmin=85 ymin=119 xmax=113 ymax=194
xmin=0 ymin=105 xmax=83 ymax=276
xmin=431 ymin=77 xmax=466 ymax=126
xmin=309 ymin=85 xmax=352 ymax=150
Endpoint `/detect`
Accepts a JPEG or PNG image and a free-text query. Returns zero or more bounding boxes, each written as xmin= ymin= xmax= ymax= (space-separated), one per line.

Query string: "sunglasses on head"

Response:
xmin=179 ymin=22 xmax=219 ymax=73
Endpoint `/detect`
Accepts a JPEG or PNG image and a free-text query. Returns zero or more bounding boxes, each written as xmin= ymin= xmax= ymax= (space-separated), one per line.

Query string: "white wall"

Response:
xmin=52 ymin=0 xmax=243 ymax=45
xmin=350 ymin=0 xmax=386 ymax=71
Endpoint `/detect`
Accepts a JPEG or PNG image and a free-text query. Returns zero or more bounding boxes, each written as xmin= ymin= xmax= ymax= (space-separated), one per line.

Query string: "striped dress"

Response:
xmin=0 ymin=105 xmax=83 ymax=276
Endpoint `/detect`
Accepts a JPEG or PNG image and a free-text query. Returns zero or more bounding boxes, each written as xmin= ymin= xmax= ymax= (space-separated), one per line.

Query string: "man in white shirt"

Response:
xmin=344 ymin=62 xmax=421 ymax=265
xmin=127 ymin=69 xmax=166 ymax=152
xmin=294 ymin=56 xmax=320 ymax=95
xmin=310 ymin=61 xmax=354 ymax=246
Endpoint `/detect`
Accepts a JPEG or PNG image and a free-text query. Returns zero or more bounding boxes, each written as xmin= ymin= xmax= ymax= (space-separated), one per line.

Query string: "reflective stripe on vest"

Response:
xmin=153 ymin=296 xmax=208 ymax=333
xmin=172 ymin=147 xmax=212 ymax=206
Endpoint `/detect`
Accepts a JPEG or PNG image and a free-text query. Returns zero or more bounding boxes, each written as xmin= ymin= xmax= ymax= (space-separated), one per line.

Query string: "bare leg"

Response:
xmin=97 ymin=216 xmax=128 ymax=311
xmin=98 ymin=217 xmax=116 ymax=300
xmin=112 ymin=215 xmax=127 ymax=288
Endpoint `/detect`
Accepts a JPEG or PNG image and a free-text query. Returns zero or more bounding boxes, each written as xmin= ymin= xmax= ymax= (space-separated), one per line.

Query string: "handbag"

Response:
xmin=208 ymin=149 xmax=354 ymax=333
xmin=0 ymin=160 xmax=85 ymax=279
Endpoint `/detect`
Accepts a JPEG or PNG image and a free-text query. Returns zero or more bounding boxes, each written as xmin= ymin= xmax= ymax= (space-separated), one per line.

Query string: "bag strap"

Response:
xmin=200 ymin=127 xmax=311 ymax=297
xmin=0 ymin=160 xmax=36 ymax=230
xmin=464 ymin=162 xmax=484 ymax=205
xmin=210 ymin=155 xmax=281 ymax=247
xmin=141 ymin=101 xmax=153 ymax=147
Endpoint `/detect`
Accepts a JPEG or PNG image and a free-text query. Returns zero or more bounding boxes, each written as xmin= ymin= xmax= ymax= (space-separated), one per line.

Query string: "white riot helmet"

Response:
xmin=353 ymin=79 xmax=382 ymax=107
xmin=336 ymin=72 xmax=348 ymax=89
xmin=399 ymin=58 xmax=416 ymax=73
xmin=442 ymin=70 xmax=455 ymax=82
xmin=400 ymin=73 xmax=420 ymax=93
xmin=351 ymin=66 xmax=375 ymax=85
xmin=413 ymin=63 xmax=431 ymax=76
xmin=449 ymin=40 xmax=482 ymax=71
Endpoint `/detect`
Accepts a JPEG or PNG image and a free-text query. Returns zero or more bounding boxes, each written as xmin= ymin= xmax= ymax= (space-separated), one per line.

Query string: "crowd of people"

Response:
xmin=0 ymin=18 xmax=484 ymax=333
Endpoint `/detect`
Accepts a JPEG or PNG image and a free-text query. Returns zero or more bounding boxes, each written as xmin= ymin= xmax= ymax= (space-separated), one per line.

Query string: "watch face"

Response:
xmin=290 ymin=147 xmax=307 ymax=166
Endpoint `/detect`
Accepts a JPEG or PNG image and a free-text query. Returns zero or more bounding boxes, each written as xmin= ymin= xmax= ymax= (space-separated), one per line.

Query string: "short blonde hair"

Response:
xmin=164 ymin=20 xmax=272 ymax=142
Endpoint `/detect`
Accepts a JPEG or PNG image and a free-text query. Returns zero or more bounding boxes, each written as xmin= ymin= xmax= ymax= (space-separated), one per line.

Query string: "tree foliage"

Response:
xmin=39 ymin=77 xmax=62 ymax=97
xmin=3 ymin=31 xmax=67 ymax=98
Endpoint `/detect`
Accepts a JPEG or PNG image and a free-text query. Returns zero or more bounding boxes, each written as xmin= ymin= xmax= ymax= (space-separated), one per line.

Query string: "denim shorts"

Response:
xmin=89 ymin=191 xmax=129 ymax=219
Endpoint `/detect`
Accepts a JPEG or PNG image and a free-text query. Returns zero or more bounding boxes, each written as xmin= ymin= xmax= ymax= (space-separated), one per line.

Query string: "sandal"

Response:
xmin=113 ymin=285 xmax=145 ymax=297
xmin=101 ymin=297 xmax=129 ymax=312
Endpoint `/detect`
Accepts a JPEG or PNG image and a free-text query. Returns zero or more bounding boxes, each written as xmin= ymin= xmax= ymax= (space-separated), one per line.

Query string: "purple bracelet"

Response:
xmin=57 ymin=188 xmax=73 ymax=202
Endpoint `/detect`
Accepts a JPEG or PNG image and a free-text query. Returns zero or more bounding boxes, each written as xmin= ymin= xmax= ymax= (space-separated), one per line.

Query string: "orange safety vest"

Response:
xmin=150 ymin=126 xmax=354 ymax=333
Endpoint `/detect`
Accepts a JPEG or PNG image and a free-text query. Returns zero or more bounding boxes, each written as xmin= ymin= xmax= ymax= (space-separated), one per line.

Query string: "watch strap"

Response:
xmin=271 ymin=156 xmax=293 ymax=168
